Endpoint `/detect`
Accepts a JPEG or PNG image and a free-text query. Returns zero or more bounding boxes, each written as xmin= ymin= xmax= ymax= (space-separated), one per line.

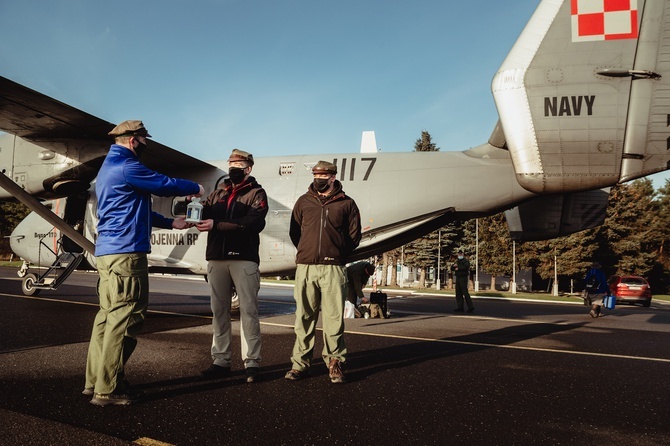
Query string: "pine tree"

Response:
xmin=0 ymin=201 xmax=30 ymax=258
xmin=605 ymin=179 xmax=657 ymax=275
xmin=413 ymin=130 xmax=440 ymax=152
xmin=479 ymin=213 xmax=512 ymax=290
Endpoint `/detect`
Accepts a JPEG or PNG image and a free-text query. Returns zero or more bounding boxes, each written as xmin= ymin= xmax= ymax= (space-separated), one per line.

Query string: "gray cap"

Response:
xmin=108 ymin=120 xmax=151 ymax=137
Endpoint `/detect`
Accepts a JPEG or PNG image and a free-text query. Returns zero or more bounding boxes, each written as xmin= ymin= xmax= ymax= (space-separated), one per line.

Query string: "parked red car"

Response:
xmin=608 ymin=275 xmax=652 ymax=307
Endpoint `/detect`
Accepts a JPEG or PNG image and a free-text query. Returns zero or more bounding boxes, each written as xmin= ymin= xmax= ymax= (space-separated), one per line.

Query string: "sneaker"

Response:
xmin=453 ymin=308 xmax=464 ymax=313
xmin=245 ymin=367 xmax=259 ymax=383
xmin=90 ymin=392 xmax=136 ymax=407
xmin=467 ymin=308 xmax=475 ymax=313
xmin=328 ymin=358 xmax=346 ymax=384
xmin=284 ymin=369 xmax=309 ymax=381
xmin=589 ymin=310 xmax=598 ymax=318
xmin=201 ymin=364 xmax=231 ymax=379
xmin=82 ymin=387 xmax=94 ymax=396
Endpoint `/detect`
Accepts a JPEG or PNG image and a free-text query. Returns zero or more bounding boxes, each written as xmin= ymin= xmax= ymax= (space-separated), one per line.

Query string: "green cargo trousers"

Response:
xmin=290 ymin=264 xmax=348 ymax=370
xmin=85 ymin=253 xmax=149 ymax=395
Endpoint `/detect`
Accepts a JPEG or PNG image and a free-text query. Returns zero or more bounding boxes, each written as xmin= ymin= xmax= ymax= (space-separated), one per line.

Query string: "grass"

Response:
xmin=1 ymin=262 xmax=667 ymax=302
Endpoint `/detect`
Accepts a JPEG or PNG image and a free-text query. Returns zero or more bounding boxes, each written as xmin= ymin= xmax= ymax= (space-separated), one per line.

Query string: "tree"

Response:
xmin=479 ymin=213 xmax=512 ymax=290
xmin=0 ymin=201 xmax=30 ymax=258
xmin=398 ymin=130 xmax=442 ymax=286
xmin=605 ymin=179 xmax=657 ymax=275
xmin=413 ymin=130 xmax=440 ymax=152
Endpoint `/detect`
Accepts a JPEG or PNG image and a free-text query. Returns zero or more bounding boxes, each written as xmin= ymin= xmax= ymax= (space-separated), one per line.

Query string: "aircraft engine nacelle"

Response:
xmin=0 ymin=133 xmax=107 ymax=199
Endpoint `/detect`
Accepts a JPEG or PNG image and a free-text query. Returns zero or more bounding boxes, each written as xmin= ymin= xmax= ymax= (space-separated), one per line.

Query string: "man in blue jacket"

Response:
xmin=84 ymin=120 xmax=203 ymax=406
xmin=584 ymin=261 xmax=608 ymax=318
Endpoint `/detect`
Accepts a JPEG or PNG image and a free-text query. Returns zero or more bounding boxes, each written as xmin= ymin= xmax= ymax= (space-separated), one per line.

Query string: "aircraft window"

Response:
xmin=279 ymin=163 xmax=295 ymax=176
xmin=173 ymin=197 xmax=187 ymax=216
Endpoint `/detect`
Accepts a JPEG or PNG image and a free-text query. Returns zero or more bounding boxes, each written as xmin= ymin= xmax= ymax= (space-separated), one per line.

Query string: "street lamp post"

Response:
xmin=400 ymin=245 xmax=405 ymax=288
xmin=512 ymin=240 xmax=516 ymax=294
xmin=436 ymin=230 xmax=441 ymax=290
xmin=475 ymin=219 xmax=479 ymax=292
xmin=553 ymin=253 xmax=559 ymax=296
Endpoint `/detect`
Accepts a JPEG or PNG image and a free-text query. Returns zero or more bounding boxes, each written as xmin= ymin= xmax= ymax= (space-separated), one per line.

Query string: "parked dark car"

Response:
xmin=608 ymin=275 xmax=652 ymax=307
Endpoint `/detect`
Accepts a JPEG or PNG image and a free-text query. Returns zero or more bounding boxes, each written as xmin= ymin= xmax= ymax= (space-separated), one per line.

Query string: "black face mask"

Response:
xmin=313 ymin=178 xmax=330 ymax=193
xmin=134 ymin=141 xmax=147 ymax=158
xmin=228 ymin=167 xmax=246 ymax=184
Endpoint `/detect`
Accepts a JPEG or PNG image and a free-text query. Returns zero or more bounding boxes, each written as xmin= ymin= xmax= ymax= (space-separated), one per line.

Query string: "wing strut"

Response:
xmin=0 ymin=174 xmax=95 ymax=254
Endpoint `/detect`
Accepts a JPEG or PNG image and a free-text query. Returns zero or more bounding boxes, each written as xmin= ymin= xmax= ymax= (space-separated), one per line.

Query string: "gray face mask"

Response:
xmin=313 ymin=178 xmax=330 ymax=192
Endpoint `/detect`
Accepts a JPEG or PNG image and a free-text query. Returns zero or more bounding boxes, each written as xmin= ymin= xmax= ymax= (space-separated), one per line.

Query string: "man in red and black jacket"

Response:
xmin=196 ymin=149 xmax=268 ymax=383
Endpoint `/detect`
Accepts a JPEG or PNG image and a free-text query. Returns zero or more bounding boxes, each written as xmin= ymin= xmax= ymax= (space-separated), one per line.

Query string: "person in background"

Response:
xmin=346 ymin=261 xmax=375 ymax=306
xmin=196 ymin=149 xmax=268 ymax=383
xmin=85 ymin=120 xmax=203 ymax=406
xmin=285 ymin=160 xmax=361 ymax=384
xmin=453 ymin=249 xmax=474 ymax=313
xmin=584 ymin=261 xmax=608 ymax=318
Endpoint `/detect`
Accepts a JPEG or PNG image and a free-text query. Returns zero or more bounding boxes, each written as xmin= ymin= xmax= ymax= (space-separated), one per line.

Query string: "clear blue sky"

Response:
xmin=2 ymin=0 xmax=669 ymax=188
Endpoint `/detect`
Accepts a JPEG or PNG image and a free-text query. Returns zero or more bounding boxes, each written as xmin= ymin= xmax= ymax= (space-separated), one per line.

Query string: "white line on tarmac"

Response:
xmin=4 ymin=292 xmax=669 ymax=364
xmin=261 ymin=321 xmax=670 ymax=364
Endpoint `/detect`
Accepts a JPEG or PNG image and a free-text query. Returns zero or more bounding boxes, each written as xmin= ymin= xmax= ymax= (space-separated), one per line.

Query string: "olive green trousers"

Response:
xmin=85 ymin=253 xmax=148 ymax=394
xmin=290 ymin=264 xmax=347 ymax=370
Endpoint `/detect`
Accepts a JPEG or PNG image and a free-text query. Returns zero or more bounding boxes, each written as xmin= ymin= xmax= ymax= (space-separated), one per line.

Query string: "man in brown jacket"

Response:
xmin=285 ymin=160 xmax=361 ymax=384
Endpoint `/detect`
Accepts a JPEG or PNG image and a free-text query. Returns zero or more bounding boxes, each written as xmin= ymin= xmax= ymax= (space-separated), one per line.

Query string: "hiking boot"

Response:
xmin=201 ymin=364 xmax=231 ymax=379
xmin=90 ymin=392 xmax=137 ymax=407
xmin=245 ymin=367 xmax=259 ymax=383
xmin=328 ymin=358 xmax=346 ymax=384
xmin=284 ymin=369 xmax=308 ymax=381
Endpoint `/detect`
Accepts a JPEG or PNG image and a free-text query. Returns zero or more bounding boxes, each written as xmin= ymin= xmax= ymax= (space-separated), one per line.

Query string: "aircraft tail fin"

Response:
xmin=492 ymin=0 xmax=670 ymax=194
xmin=360 ymin=131 xmax=378 ymax=153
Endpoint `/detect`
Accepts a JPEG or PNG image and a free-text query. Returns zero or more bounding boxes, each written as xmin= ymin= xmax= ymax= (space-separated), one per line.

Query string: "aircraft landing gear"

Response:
xmin=21 ymin=273 xmax=40 ymax=296
xmin=17 ymin=260 xmax=29 ymax=278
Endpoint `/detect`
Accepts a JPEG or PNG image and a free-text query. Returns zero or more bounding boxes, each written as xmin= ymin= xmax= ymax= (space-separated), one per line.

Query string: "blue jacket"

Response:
xmin=95 ymin=144 xmax=200 ymax=256
xmin=584 ymin=267 xmax=608 ymax=294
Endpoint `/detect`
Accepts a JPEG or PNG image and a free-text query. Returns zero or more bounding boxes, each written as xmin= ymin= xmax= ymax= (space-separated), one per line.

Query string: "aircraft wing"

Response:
xmin=0 ymin=76 xmax=226 ymax=256
xmin=504 ymin=188 xmax=610 ymax=241
xmin=0 ymin=75 xmax=217 ymax=179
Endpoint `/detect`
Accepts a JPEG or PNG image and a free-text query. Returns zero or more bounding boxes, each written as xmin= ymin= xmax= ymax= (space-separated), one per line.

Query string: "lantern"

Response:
xmin=185 ymin=197 xmax=203 ymax=223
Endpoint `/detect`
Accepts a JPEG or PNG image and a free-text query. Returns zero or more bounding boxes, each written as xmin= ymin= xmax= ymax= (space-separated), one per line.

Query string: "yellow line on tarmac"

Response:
xmin=134 ymin=438 xmax=175 ymax=446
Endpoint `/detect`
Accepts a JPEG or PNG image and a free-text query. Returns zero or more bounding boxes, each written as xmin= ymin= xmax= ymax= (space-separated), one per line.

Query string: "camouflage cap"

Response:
xmin=312 ymin=160 xmax=337 ymax=175
xmin=228 ymin=149 xmax=254 ymax=166
xmin=108 ymin=120 xmax=151 ymax=138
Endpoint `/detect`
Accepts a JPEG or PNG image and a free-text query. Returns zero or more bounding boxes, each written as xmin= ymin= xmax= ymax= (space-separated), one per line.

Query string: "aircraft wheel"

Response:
xmin=22 ymin=273 xmax=41 ymax=296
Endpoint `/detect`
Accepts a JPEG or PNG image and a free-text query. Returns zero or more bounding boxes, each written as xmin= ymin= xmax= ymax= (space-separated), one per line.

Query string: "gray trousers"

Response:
xmin=207 ymin=260 xmax=262 ymax=368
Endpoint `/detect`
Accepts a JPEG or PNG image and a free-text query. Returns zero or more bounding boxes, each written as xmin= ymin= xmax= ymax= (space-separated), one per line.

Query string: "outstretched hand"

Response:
xmin=172 ymin=217 xmax=193 ymax=230
xmin=195 ymin=219 xmax=214 ymax=232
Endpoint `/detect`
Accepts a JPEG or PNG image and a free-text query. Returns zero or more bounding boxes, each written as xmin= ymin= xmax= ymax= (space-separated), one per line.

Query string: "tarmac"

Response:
xmin=1 ymin=267 xmax=669 ymax=445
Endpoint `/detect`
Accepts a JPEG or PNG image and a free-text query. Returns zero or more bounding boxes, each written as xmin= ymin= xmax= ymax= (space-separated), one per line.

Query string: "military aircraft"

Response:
xmin=1 ymin=0 xmax=669 ymax=294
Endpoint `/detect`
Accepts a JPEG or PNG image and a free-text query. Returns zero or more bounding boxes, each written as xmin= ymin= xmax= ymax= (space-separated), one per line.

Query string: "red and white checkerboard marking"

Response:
xmin=571 ymin=0 xmax=638 ymax=42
